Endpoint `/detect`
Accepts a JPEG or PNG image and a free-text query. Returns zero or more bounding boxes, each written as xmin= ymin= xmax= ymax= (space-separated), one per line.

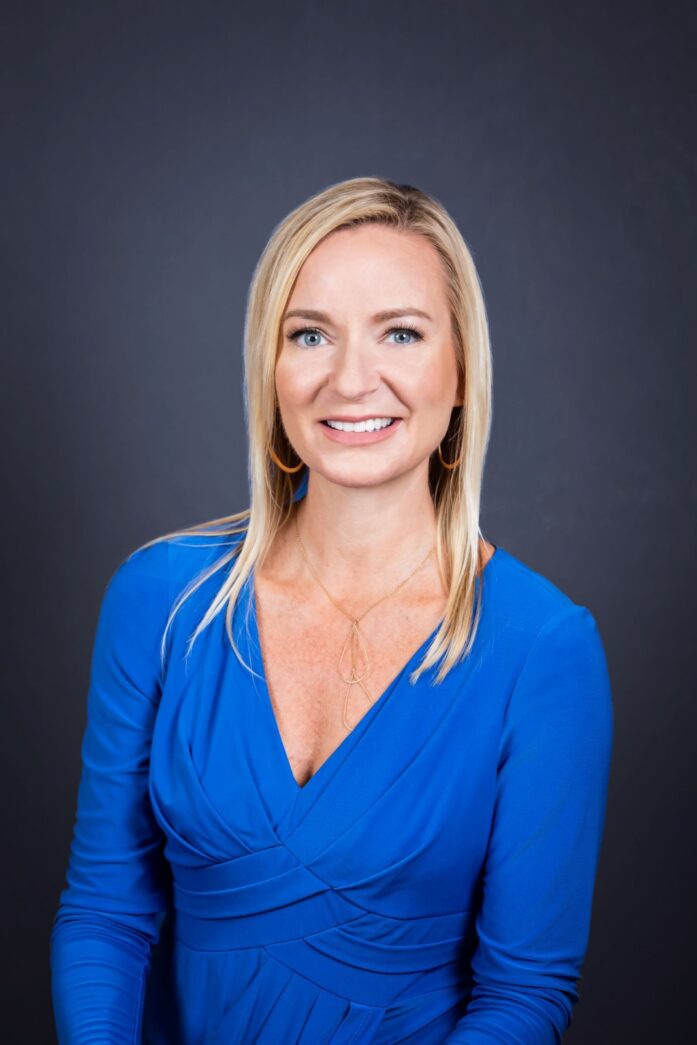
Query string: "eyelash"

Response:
xmin=286 ymin=324 xmax=425 ymax=347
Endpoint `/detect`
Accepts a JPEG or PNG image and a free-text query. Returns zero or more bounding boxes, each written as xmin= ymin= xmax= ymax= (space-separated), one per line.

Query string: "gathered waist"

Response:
xmin=169 ymin=847 xmax=475 ymax=1008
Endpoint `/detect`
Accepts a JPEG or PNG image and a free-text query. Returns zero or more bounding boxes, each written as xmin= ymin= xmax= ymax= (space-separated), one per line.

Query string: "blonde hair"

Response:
xmin=136 ymin=176 xmax=493 ymax=687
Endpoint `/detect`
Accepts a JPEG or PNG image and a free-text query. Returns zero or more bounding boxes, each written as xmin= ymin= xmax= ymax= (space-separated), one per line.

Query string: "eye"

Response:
xmin=386 ymin=325 xmax=424 ymax=345
xmin=286 ymin=324 xmax=425 ymax=348
xmin=286 ymin=326 xmax=327 ymax=349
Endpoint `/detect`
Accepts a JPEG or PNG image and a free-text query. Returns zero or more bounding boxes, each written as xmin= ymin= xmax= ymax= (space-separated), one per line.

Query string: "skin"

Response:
xmin=255 ymin=225 xmax=495 ymax=785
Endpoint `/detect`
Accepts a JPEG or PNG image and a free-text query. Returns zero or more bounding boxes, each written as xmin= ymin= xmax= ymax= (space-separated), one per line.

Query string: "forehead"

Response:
xmin=287 ymin=225 xmax=448 ymax=313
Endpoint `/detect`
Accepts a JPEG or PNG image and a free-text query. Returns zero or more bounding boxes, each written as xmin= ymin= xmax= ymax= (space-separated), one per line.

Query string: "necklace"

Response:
xmin=293 ymin=511 xmax=436 ymax=731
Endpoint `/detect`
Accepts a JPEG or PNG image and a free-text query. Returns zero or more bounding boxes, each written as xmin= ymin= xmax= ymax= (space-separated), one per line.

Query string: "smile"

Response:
xmin=318 ymin=417 xmax=404 ymax=445
xmin=323 ymin=417 xmax=395 ymax=432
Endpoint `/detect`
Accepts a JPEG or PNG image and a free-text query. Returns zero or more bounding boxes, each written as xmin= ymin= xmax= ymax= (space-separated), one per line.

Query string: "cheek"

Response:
xmin=399 ymin=360 xmax=453 ymax=409
xmin=274 ymin=353 xmax=312 ymax=405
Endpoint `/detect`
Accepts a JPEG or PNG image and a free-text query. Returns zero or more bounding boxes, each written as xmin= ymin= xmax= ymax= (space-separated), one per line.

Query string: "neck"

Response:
xmin=286 ymin=467 xmax=441 ymax=598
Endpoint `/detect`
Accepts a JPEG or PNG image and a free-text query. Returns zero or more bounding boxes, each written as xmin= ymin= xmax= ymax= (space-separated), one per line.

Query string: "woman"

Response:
xmin=50 ymin=177 xmax=614 ymax=1043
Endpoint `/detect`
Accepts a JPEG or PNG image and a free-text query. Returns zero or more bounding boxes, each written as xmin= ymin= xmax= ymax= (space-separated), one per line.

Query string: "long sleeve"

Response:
xmin=446 ymin=604 xmax=614 ymax=1044
xmin=49 ymin=542 xmax=172 ymax=1044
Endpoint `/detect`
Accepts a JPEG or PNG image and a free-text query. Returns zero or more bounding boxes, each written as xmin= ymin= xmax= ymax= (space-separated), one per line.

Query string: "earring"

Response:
xmin=268 ymin=442 xmax=305 ymax=474
xmin=437 ymin=440 xmax=462 ymax=470
xmin=437 ymin=401 xmax=464 ymax=469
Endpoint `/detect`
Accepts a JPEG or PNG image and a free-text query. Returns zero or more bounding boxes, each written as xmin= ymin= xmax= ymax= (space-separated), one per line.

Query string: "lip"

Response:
xmin=320 ymin=414 xmax=402 ymax=422
xmin=318 ymin=417 xmax=403 ymax=446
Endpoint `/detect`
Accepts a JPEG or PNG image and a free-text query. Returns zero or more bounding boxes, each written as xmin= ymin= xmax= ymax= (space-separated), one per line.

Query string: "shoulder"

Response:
xmin=113 ymin=526 xmax=248 ymax=598
xmin=102 ymin=537 xmax=170 ymax=616
xmin=487 ymin=546 xmax=612 ymax=708
xmin=164 ymin=527 xmax=247 ymax=601
xmin=488 ymin=544 xmax=600 ymax=651
xmin=490 ymin=548 xmax=613 ymax=739
xmin=94 ymin=527 xmax=247 ymax=650
xmin=94 ymin=527 xmax=247 ymax=670
xmin=92 ymin=539 xmax=171 ymax=660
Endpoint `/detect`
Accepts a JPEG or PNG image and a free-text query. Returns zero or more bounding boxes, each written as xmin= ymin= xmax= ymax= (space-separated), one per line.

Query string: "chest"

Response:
xmin=253 ymin=581 xmax=445 ymax=789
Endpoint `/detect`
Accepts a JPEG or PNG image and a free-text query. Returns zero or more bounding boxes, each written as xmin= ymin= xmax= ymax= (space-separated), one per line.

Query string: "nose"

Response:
xmin=328 ymin=339 xmax=381 ymax=400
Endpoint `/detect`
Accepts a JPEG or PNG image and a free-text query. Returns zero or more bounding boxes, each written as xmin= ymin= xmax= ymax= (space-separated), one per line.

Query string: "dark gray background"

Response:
xmin=3 ymin=1 xmax=695 ymax=1041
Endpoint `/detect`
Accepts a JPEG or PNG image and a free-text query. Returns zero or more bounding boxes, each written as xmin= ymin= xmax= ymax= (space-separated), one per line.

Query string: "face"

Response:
xmin=275 ymin=224 xmax=463 ymax=488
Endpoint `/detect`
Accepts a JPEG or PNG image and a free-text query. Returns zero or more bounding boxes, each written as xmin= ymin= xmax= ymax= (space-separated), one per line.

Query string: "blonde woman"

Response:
xmin=50 ymin=178 xmax=613 ymax=1043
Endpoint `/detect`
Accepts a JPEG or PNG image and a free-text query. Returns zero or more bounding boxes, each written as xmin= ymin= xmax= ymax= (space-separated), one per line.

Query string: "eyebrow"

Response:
xmin=283 ymin=307 xmax=434 ymax=324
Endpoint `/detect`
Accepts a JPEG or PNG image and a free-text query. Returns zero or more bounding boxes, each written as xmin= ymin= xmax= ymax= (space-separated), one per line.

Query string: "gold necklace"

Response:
xmin=293 ymin=511 xmax=436 ymax=731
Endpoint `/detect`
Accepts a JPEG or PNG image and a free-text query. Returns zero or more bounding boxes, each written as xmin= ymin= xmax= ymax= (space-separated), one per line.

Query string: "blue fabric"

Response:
xmin=50 ymin=523 xmax=613 ymax=1043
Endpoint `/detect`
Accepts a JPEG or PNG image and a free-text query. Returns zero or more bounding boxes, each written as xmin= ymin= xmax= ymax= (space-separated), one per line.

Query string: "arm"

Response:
xmin=49 ymin=542 xmax=172 ymax=1044
xmin=446 ymin=604 xmax=614 ymax=1044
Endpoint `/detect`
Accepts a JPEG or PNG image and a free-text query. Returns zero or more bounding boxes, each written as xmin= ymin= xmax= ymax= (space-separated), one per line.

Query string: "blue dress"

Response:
xmin=49 ymin=521 xmax=613 ymax=1043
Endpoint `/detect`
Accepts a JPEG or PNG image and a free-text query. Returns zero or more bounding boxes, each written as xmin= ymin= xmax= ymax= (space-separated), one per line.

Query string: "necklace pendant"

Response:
xmin=338 ymin=620 xmax=370 ymax=686
xmin=341 ymin=669 xmax=374 ymax=731
xmin=339 ymin=620 xmax=374 ymax=731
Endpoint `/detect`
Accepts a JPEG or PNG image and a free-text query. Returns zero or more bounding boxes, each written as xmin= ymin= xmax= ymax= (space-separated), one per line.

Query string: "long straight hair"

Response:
xmin=136 ymin=176 xmax=493 ymax=687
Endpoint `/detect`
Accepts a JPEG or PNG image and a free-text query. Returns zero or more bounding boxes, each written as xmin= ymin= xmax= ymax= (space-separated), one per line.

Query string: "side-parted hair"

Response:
xmin=136 ymin=176 xmax=493 ymax=687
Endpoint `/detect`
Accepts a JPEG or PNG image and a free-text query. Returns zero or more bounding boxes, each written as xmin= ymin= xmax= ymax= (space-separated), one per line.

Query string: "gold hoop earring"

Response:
xmin=437 ymin=441 xmax=462 ymax=470
xmin=268 ymin=442 xmax=305 ymax=474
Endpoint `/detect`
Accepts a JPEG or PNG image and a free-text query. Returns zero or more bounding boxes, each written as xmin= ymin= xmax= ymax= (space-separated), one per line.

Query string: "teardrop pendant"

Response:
xmin=338 ymin=620 xmax=374 ymax=730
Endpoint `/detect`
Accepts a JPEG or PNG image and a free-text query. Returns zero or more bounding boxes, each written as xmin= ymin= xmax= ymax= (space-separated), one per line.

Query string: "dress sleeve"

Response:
xmin=49 ymin=542 xmax=172 ymax=1044
xmin=445 ymin=604 xmax=614 ymax=1044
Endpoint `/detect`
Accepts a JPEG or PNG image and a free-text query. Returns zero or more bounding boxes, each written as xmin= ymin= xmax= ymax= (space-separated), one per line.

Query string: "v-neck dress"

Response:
xmin=50 ymin=518 xmax=614 ymax=1043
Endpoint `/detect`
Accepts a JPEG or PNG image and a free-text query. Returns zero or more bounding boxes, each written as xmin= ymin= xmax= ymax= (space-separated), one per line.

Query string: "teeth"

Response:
xmin=325 ymin=417 xmax=395 ymax=432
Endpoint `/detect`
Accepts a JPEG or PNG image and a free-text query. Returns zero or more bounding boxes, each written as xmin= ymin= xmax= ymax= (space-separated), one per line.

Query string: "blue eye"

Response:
xmin=387 ymin=326 xmax=423 ymax=345
xmin=287 ymin=327 xmax=327 ymax=349
xmin=286 ymin=324 xmax=425 ymax=349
